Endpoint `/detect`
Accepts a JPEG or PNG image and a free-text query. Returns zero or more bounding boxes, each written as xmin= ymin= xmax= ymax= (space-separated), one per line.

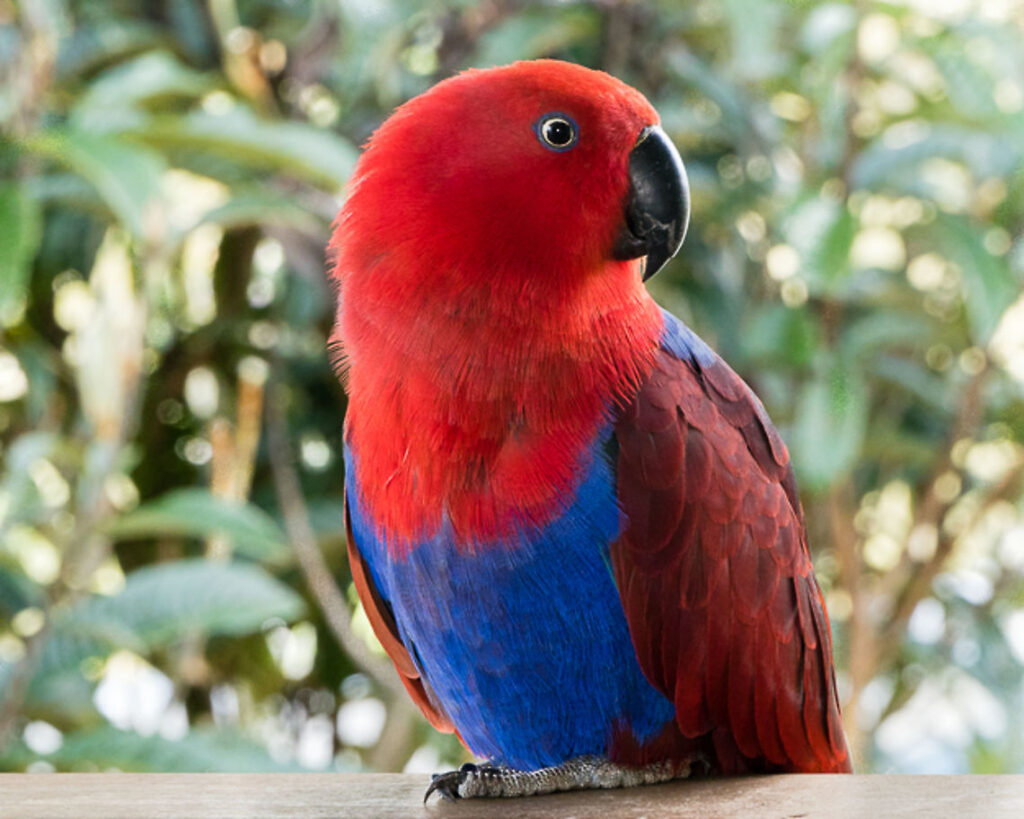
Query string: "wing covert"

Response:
xmin=611 ymin=337 xmax=851 ymax=773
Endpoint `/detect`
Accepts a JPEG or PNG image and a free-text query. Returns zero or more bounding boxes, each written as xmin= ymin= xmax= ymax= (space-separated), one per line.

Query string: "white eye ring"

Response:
xmin=535 ymin=114 xmax=578 ymax=151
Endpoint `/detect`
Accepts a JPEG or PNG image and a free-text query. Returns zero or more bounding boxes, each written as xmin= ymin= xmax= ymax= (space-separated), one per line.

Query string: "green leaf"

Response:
xmin=784 ymin=196 xmax=855 ymax=293
xmin=22 ymin=671 xmax=99 ymax=725
xmin=0 ymin=626 xmax=118 ymax=723
xmin=36 ymin=611 xmax=147 ymax=679
xmin=934 ymin=215 xmax=1018 ymax=344
xmin=790 ymin=362 xmax=868 ymax=490
xmin=36 ymin=725 xmax=304 ymax=772
xmin=0 ymin=182 xmax=42 ymax=322
xmin=0 ymin=432 xmax=57 ymax=531
xmin=667 ymin=48 xmax=758 ymax=144
xmin=57 ymin=19 xmax=163 ymax=78
xmin=841 ymin=311 xmax=937 ymax=363
xmin=800 ymin=3 xmax=856 ymax=55
xmin=862 ymin=426 xmax=950 ymax=471
xmin=742 ymin=304 xmax=820 ymax=368
xmin=201 ymin=191 xmax=324 ymax=236
xmin=476 ymin=7 xmax=599 ymax=67
xmin=927 ymin=39 xmax=1001 ymax=121
xmin=812 ymin=209 xmax=856 ymax=288
xmin=71 ymin=51 xmax=215 ymax=130
xmin=851 ymin=126 xmax=1018 ymax=191
xmin=0 ymin=563 xmax=44 ymax=617
xmin=20 ymin=130 xmax=165 ymax=238
xmin=28 ymin=559 xmax=302 ymax=689
xmin=132 ymin=108 xmax=358 ymax=190
xmin=722 ymin=0 xmax=784 ymax=80
xmin=871 ymin=355 xmax=951 ymax=413
xmin=73 ymin=559 xmax=304 ymax=646
xmin=105 ymin=488 xmax=292 ymax=565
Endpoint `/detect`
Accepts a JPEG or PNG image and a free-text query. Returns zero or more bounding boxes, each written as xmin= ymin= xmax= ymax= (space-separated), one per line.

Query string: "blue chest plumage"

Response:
xmin=344 ymin=432 xmax=675 ymax=770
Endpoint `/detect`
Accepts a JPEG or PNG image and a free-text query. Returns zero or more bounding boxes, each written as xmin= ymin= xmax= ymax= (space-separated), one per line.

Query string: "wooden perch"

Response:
xmin=1 ymin=773 xmax=1022 ymax=818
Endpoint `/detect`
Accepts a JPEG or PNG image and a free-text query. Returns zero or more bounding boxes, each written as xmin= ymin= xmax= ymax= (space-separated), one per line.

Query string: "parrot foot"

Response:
xmin=423 ymin=755 xmax=690 ymax=801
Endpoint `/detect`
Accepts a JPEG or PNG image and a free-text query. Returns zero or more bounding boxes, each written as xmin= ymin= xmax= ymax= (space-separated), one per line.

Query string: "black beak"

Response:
xmin=612 ymin=125 xmax=690 ymax=281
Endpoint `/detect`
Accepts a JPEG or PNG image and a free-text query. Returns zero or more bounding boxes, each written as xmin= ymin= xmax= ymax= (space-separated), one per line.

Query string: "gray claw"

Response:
xmin=423 ymin=762 xmax=478 ymax=802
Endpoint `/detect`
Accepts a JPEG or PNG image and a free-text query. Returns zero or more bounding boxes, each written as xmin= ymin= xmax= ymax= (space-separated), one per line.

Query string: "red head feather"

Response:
xmin=331 ymin=60 xmax=665 ymax=547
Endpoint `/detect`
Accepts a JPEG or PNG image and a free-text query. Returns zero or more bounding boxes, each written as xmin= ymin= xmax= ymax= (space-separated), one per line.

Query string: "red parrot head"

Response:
xmin=331 ymin=61 xmax=690 ymax=542
xmin=332 ymin=60 xmax=689 ymax=300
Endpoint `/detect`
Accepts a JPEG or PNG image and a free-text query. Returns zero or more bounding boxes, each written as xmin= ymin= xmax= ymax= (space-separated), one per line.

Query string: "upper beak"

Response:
xmin=612 ymin=125 xmax=690 ymax=281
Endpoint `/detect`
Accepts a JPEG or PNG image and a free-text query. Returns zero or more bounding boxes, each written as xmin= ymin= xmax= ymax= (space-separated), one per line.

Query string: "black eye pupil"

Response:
xmin=544 ymin=119 xmax=573 ymax=146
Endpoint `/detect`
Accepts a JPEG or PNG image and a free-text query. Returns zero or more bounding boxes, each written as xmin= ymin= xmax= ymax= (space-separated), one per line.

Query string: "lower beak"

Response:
xmin=611 ymin=125 xmax=690 ymax=281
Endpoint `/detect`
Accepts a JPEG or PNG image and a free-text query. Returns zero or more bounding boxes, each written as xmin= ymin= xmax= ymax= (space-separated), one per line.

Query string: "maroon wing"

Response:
xmin=612 ymin=347 xmax=852 ymax=773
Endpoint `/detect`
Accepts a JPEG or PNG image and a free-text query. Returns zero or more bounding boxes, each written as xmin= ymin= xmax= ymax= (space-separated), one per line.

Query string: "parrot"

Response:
xmin=329 ymin=59 xmax=852 ymax=800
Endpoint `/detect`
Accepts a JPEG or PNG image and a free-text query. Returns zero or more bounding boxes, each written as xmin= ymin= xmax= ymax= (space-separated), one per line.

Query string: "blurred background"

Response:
xmin=1 ymin=0 xmax=1023 ymax=776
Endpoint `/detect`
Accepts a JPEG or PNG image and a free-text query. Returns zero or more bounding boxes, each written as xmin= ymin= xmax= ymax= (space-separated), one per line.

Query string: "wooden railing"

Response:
xmin=1 ymin=773 xmax=1022 ymax=817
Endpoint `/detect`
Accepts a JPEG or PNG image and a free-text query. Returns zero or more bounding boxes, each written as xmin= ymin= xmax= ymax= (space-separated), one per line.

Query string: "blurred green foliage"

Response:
xmin=1 ymin=0 xmax=1024 ymax=775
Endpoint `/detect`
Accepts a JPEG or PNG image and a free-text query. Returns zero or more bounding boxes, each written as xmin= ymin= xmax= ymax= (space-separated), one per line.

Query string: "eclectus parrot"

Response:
xmin=329 ymin=60 xmax=852 ymax=799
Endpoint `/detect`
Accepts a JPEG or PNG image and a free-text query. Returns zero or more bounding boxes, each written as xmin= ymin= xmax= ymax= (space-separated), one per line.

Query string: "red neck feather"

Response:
xmin=337 ymin=255 xmax=662 ymax=547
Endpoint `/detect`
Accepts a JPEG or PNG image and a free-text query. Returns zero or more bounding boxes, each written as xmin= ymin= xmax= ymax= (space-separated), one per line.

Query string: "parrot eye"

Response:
xmin=535 ymin=114 xmax=578 ymax=151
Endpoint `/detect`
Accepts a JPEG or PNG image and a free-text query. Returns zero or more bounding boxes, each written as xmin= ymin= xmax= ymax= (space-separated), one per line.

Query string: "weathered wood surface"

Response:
xmin=0 ymin=774 xmax=1022 ymax=818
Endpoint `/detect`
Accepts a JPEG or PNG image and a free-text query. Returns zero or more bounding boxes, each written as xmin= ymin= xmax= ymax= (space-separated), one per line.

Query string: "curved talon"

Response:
xmin=423 ymin=762 xmax=478 ymax=802
xmin=423 ymin=771 xmax=459 ymax=802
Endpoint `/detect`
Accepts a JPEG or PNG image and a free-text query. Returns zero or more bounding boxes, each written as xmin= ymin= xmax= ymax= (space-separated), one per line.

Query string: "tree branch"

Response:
xmin=880 ymin=458 xmax=1024 ymax=658
xmin=0 ymin=625 xmax=49 ymax=753
xmin=878 ymin=369 xmax=987 ymax=611
xmin=264 ymin=377 xmax=410 ymax=704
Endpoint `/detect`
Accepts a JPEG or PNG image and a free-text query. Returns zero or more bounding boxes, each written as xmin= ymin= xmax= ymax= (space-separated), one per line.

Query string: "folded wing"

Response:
xmin=611 ymin=342 xmax=851 ymax=773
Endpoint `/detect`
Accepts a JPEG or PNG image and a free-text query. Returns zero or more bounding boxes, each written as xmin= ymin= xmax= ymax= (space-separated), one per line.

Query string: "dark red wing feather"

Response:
xmin=612 ymin=350 xmax=852 ymax=773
